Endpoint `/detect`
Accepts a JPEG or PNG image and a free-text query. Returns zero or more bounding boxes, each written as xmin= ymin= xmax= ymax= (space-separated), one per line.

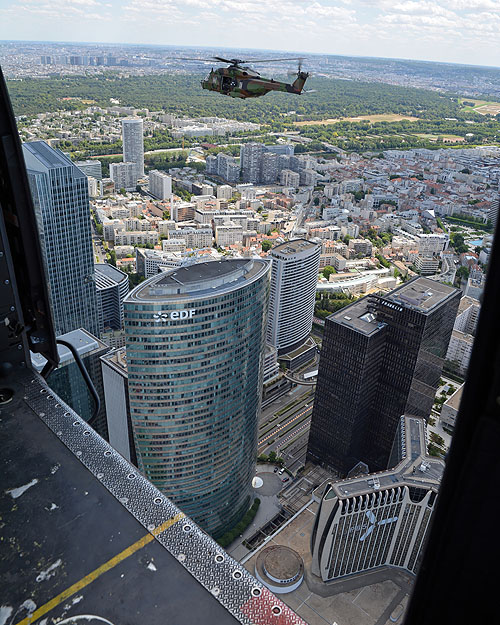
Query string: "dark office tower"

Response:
xmin=23 ymin=141 xmax=99 ymax=337
xmin=307 ymin=278 xmax=460 ymax=476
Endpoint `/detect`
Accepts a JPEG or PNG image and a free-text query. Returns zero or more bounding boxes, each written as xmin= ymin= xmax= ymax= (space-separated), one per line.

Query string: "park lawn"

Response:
xmin=294 ymin=113 xmax=420 ymax=126
xmin=459 ymin=98 xmax=500 ymax=115
xmin=414 ymin=133 xmax=465 ymax=143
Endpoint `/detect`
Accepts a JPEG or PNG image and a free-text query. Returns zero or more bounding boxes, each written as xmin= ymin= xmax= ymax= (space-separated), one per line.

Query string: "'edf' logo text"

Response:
xmin=153 ymin=309 xmax=196 ymax=323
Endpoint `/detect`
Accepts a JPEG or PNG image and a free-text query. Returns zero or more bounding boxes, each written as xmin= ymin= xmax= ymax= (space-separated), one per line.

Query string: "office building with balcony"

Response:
xmin=95 ymin=263 xmax=129 ymax=340
xmin=124 ymin=259 xmax=270 ymax=536
xmin=266 ymin=239 xmax=321 ymax=356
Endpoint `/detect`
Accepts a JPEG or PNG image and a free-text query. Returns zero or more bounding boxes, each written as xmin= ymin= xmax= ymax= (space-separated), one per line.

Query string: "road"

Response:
xmin=258 ymin=388 xmax=314 ymax=458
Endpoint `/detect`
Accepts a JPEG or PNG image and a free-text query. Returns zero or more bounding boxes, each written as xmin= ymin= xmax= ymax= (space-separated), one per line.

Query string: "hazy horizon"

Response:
xmin=0 ymin=0 xmax=499 ymax=68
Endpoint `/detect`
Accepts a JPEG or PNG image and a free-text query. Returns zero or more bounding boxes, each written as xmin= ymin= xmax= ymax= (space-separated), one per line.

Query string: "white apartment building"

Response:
xmin=441 ymin=385 xmax=463 ymax=429
xmin=124 ymin=217 xmax=152 ymax=231
xmin=149 ymin=170 xmax=172 ymax=200
xmin=157 ymin=220 xmax=177 ymax=236
xmin=348 ymin=238 xmax=373 ymax=257
xmin=267 ymin=239 xmax=321 ymax=355
xmin=103 ymin=218 xmax=125 ymax=241
xmin=415 ymin=255 xmax=440 ymax=275
xmin=110 ymin=162 xmax=137 ymax=192
xmin=215 ymin=223 xmax=244 ymax=247
xmin=135 ymin=247 xmax=185 ymax=279
xmin=217 ymin=185 xmax=233 ymax=200
xmin=417 ymin=233 xmax=449 ymax=255
xmin=280 ymin=169 xmax=300 ymax=188
xmin=162 ymin=238 xmax=187 ymax=253
xmin=446 ymin=329 xmax=474 ymax=375
xmin=454 ymin=295 xmax=480 ymax=335
xmin=114 ymin=230 xmax=158 ymax=246
xmin=175 ymin=227 xmax=213 ymax=249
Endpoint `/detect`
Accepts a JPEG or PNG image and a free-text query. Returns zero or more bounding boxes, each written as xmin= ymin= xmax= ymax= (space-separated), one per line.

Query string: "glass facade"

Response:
xmin=307 ymin=278 xmax=460 ymax=476
xmin=124 ymin=259 xmax=270 ymax=536
xmin=23 ymin=141 xmax=99 ymax=337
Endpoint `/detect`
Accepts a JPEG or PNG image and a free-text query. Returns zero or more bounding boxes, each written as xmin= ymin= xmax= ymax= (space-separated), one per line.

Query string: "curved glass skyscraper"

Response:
xmin=124 ymin=259 xmax=270 ymax=536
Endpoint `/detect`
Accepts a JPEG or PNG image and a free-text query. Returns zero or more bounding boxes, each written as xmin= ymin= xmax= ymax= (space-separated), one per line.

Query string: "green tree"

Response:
xmin=261 ymin=240 xmax=273 ymax=252
xmin=323 ymin=265 xmax=336 ymax=280
xmin=456 ymin=265 xmax=470 ymax=282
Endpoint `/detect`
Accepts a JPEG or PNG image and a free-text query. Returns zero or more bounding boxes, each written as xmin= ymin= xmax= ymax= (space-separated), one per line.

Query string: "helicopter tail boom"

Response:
xmin=291 ymin=71 xmax=309 ymax=94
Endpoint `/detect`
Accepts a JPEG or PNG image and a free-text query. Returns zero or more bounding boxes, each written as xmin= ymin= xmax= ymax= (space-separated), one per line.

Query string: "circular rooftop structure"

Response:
xmin=255 ymin=546 xmax=304 ymax=594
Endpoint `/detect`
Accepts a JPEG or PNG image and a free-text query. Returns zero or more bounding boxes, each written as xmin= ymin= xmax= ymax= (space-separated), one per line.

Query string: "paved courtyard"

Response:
xmin=227 ymin=464 xmax=284 ymax=561
xmin=243 ymin=501 xmax=412 ymax=625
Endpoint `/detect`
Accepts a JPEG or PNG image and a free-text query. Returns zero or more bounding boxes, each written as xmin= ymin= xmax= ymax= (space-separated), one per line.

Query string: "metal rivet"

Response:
xmin=232 ymin=570 xmax=242 ymax=579
xmin=211 ymin=587 xmax=220 ymax=596
xmin=97 ymin=473 xmax=104 ymax=479
xmin=104 ymin=450 xmax=112 ymax=456
xmin=76 ymin=451 xmax=82 ymax=456
xmin=154 ymin=497 xmax=162 ymax=504
xmin=272 ymin=606 xmax=282 ymax=615
xmin=251 ymin=587 xmax=261 ymax=597
xmin=177 ymin=553 xmax=186 ymax=562
xmin=215 ymin=554 xmax=224 ymax=563
xmin=127 ymin=473 xmax=136 ymax=480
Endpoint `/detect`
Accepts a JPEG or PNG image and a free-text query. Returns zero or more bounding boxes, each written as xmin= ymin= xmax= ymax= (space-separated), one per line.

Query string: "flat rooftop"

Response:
xmin=383 ymin=277 xmax=458 ymax=314
xmin=126 ymin=259 xmax=269 ymax=302
xmin=329 ymin=298 xmax=386 ymax=337
xmin=451 ymin=329 xmax=475 ymax=344
xmin=457 ymin=295 xmax=480 ymax=314
xmin=23 ymin=141 xmax=85 ymax=177
xmin=271 ymin=239 xmax=318 ymax=256
xmin=101 ymin=346 xmax=128 ymax=374
xmin=31 ymin=328 xmax=107 ymax=372
xmin=445 ymin=385 xmax=464 ymax=411
xmin=95 ymin=263 xmax=128 ymax=288
xmin=322 ymin=416 xmax=444 ymax=501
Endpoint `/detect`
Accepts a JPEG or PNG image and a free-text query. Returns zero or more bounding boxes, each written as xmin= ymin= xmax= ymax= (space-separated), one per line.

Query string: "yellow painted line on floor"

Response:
xmin=15 ymin=512 xmax=185 ymax=625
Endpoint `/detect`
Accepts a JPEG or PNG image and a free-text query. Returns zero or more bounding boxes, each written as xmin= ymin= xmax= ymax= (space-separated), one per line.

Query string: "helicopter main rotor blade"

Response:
xmin=176 ymin=57 xmax=215 ymax=62
xmin=212 ymin=56 xmax=239 ymax=63
xmin=241 ymin=57 xmax=305 ymax=64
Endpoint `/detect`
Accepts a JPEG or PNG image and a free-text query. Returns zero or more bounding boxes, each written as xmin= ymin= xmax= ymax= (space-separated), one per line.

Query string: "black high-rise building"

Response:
xmin=307 ymin=277 xmax=460 ymax=476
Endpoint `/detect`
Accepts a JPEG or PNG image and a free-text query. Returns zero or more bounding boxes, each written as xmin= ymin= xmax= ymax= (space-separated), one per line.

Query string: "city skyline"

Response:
xmin=0 ymin=1 xmax=499 ymax=68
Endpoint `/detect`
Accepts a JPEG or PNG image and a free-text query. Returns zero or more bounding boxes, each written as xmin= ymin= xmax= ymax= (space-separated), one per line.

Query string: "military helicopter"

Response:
xmin=180 ymin=56 xmax=310 ymax=99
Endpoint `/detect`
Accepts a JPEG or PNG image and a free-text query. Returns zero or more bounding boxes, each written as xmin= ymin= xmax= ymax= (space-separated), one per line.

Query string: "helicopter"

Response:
xmin=180 ymin=56 xmax=310 ymax=99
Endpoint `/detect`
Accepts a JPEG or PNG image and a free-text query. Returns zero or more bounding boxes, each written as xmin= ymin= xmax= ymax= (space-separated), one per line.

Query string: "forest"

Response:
xmin=7 ymin=73 xmax=475 ymax=123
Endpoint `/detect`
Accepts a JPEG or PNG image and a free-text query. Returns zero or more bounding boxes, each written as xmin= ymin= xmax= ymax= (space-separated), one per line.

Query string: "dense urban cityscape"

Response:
xmin=1 ymin=37 xmax=499 ymax=625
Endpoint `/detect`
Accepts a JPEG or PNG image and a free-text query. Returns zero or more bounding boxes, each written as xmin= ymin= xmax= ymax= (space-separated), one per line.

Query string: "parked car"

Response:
xmin=282 ymin=477 xmax=289 ymax=483
xmin=278 ymin=468 xmax=285 ymax=475
xmin=273 ymin=466 xmax=279 ymax=473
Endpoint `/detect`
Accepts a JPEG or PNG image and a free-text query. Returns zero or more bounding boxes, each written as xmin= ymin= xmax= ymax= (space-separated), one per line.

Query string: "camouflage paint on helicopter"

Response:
xmin=201 ymin=65 xmax=309 ymax=99
xmin=180 ymin=56 xmax=310 ymax=99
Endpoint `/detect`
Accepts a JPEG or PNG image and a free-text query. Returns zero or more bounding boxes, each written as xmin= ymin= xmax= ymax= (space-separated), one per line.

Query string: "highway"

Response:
xmin=258 ymin=387 xmax=314 ymax=458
